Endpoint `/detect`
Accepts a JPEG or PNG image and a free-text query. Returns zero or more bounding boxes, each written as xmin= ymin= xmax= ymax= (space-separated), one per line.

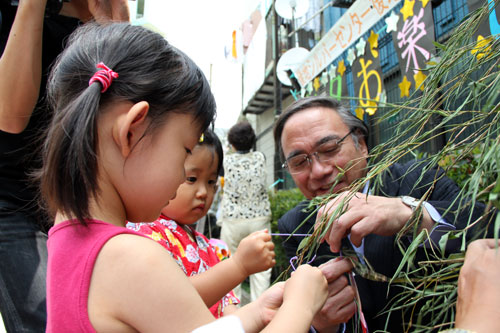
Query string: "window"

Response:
xmin=433 ymin=0 xmax=468 ymax=39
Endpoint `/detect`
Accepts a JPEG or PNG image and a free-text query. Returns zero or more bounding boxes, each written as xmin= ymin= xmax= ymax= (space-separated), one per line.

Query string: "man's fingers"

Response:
xmin=348 ymin=216 xmax=375 ymax=247
xmin=319 ymin=258 xmax=353 ymax=281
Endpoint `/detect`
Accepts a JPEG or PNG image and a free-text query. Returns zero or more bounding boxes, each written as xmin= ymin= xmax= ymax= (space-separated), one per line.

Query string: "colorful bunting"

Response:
xmin=400 ymin=0 xmax=415 ymax=21
xmin=385 ymin=11 xmax=400 ymax=33
xmin=355 ymin=38 xmax=367 ymax=57
xmin=346 ymin=48 xmax=356 ymax=66
xmin=321 ymin=71 xmax=329 ymax=85
xmin=413 ymin=70 xmax=427 ymax=91
xmin=329 ymin=64 xmax=337 ymax=79
xmin=471 ymin=35 xmax=494 ymax=60
xmin=367 ymin=30 xmax=379 ymax=58
xmin=337 ymin=60 xmax=346 ymax=77
xmin=399 ymin=75 xmax=412 ymax=97
xmin=313 ymin=77 xmax=320 ymax=91
xmin=306 ymin=82 xmax=313 ymax=95
xmin=355 ymin=107 xmax=365 ymax=120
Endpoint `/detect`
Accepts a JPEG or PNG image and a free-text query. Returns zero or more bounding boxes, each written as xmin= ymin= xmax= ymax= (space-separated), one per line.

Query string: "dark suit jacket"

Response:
xmin=278 ymin=161 xmax=492 ymax=332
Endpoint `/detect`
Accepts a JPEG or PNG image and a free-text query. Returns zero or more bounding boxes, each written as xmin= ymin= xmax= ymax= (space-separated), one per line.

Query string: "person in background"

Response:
xmin=219 ymin=121 xmax=273 ymax=302
xmin=128 ymin=129 xmax=276 ymax=317
xmin=0 ymin=0 xmax=129 ymax=330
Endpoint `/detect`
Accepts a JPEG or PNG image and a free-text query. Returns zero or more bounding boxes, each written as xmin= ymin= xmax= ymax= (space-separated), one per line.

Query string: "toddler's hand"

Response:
xmin=233 ymin=230 xmax=275 ymax=276
xmin=284 ymin=264 xmax=328 ymax=316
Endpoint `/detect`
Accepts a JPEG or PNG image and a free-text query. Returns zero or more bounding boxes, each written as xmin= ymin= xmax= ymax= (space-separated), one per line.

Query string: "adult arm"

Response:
xmin=318 ymin=161 xmax=490 ymax=252
xmin=0 ymin=0 xmax=131 ymax=134
xmin=0 ymin=0 xmax=47 ymax=133
xmin=317 ymin=191 xmax=433 ymax=253
xmin=190 ymin=230 xmax=275 ymax=307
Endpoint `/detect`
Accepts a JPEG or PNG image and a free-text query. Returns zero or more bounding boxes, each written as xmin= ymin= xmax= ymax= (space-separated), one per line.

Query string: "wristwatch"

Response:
xmin=399 ymin=195 xmax=421 ymax=212
xmin=399 ymin=196 xmax=423 ymax=234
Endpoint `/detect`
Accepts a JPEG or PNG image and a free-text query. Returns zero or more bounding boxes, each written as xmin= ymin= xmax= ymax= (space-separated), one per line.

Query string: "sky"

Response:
xmin=132 ymin=0 xmax=262 ymax=130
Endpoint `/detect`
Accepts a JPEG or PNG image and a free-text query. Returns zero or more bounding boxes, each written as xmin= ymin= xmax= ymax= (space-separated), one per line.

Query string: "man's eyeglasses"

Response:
xmin=282 ymin=129 xmax=354 ymax=174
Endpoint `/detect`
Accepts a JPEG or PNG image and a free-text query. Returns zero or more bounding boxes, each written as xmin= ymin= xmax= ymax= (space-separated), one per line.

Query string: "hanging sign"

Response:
xmin=292 ymin=0 xmax=402 ymax=88
xmin=391 ymin=0 xmax=436 ymax=94
xmin=352 ymin=30 xmax=385 ymax=118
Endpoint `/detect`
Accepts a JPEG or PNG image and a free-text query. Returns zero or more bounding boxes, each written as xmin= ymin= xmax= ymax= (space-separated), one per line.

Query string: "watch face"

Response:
xmin=401 ymin=196 xmax=419 ymax=208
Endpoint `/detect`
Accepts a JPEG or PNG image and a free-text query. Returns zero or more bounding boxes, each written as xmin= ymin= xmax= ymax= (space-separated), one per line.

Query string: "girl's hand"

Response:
xmin=284 ymin=264 xmax=328 ymax=316
xmin=233 ymin=230 xmax=275 ymax=276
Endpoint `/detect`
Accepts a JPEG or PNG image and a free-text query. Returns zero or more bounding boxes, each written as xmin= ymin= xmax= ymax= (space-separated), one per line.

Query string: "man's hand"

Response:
xmin=455 ymin=239 xmax=500 ymax=332
xmin=311 ymin=258 xmax=356 ymax=332
xmin=255 ymin=282 xmax=285 ymax=326
xmin=316 ymin=192 xmax=432 ymax=253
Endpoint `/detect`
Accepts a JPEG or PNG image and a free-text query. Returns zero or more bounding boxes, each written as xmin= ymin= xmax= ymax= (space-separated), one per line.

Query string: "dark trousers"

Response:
xmin=0 ymin=201 xmax=47 ymax=332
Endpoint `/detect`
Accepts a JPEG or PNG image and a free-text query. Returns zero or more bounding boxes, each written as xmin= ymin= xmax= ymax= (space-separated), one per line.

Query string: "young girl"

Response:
xmin=127 ymin=129 xmax=276 ymax=318
xmin=39 ymin=22 xmax=329 ymax=332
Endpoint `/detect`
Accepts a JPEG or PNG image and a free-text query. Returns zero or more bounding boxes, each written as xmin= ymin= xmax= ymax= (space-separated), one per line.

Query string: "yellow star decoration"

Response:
xmin=421 ymin=0 xmax=430 ymax=8
xmin=367 ymin=30 xmax=379 ymax=58
xmin=400 ymin=0 xmax=415 ymax=21
xmin=337 ymin=60 xmax=346 ymax=77
xmin=355 ymin=107 xmax=365 ymax=120
xmin=313 ymin=77 xmax=320 ymax=91
xmin=471 ymin=35 xmax=493 ymax=60
xmin=365 ymin=100 xmax=378 ymax=116
xmin=399 ymin=75 xmax=411 ymax=97
xmin=413 ymin=70 xmax=427 ymax=91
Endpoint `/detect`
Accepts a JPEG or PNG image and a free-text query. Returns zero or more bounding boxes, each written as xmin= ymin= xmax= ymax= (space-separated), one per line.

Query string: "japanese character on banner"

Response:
xmin=370 ymin=0 xmax=390 ymax=15
xmin=326 ymin=62 xmax=349 ymax=102
xmin=351 ymin=30 xmax=386 ymax=119
xmin=392 ymin=0 xmax=436 ymax=94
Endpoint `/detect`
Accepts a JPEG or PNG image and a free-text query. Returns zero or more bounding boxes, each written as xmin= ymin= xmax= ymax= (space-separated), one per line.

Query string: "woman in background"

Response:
xmin=219 ymin=121 xmax=272 ymax=302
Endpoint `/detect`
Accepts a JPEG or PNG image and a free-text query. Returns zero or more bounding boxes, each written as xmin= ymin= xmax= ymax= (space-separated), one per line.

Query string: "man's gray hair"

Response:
xmin=273 ymin=96 xmax=369 ymax=161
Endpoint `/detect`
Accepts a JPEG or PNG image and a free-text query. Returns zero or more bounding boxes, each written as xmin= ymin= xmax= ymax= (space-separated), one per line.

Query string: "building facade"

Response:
xmin=241 ymin=0 xmax=492 ymax=190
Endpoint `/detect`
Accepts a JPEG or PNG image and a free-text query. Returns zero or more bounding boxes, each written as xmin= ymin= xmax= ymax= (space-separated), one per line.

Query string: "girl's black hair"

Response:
xmin=198 ymin=129 xmax=224 ymax=177
xmin=38 ymin=22 xmax=216 ymax=225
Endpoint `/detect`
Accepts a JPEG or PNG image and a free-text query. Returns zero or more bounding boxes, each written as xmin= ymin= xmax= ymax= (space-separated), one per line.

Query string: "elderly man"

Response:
xmin=274 ymin=96 xmax=490 ymax=332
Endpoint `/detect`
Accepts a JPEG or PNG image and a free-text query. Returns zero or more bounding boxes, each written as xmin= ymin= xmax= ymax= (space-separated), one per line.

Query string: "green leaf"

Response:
xmin=432 ymin=40 xmax=446 ymax=50
xmin=391 ymin=231 xmax=426 ymax=282
xmin=297 ymin=236 xmax=310 ymax=252
xmin=439 ymin=232 xmax=449 ymax=256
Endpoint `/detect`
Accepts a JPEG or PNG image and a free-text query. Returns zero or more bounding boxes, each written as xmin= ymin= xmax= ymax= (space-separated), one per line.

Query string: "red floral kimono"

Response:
xmin=127 ymin=215 xmax=239 ymax=318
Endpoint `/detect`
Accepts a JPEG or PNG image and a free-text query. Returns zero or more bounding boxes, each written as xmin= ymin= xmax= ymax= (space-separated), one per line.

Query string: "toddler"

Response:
xmin=128 ymin=129 xmax=275 ymax=317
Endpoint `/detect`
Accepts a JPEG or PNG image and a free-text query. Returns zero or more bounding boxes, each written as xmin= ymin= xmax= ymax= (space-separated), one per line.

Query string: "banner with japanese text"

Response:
xmin=391 ymin=0 xmax=435 ymax=97
xmin=351 ymin=31 xmax=386 ymax=119
xmin=293 ymin=0 xmax=402 ymax=87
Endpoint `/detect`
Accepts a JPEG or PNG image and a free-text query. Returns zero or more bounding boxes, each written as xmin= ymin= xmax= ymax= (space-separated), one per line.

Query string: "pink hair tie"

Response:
xmin=88 ymin=62 xmax=119 ymax=93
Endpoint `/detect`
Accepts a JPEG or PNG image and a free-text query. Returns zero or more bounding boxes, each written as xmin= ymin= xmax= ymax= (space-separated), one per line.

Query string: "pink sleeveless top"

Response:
xmin=46 ymin=219 xmax=145 ymax=332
